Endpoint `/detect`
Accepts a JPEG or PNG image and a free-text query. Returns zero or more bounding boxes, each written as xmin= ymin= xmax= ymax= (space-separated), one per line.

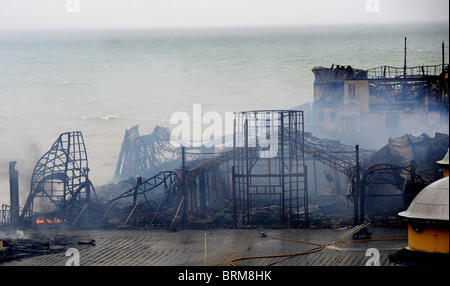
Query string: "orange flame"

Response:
xmin=35 ymin=218 xmax=66 ymax=224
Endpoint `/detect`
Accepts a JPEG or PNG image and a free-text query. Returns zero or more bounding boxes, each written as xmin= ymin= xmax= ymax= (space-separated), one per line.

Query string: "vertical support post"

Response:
xmin=232 ymin=166 xmax=236 ymax=223
xmin=232 ymin=116 xmax=237 ymax=225
xmin=63 ymin=133 xmax=71 ymax=215
xmin=304 ymin=164 xmax=309 ymax=225
xmin=356 ymin=145 xmax=364 ymax=224
xmin=9 ymin=161 xmax=19 ymax=225
xmin=410 ymin=160 xmax=416 ymax=184
xmin=442 ymin=40 xmax=446 ymax=104
xmin=85 ymin=178 xmax=91 ymax=227
xmin=244 ymin=119 xmax=250 ymax=224
xmin=181 ymin=147 xmax=188 ymax=224
xmin=352 ymin=145 xmax=359 ymax=225
xmin=313 ymin=158 xmax=318 ymax=196
xmin=204 ymin=232 xmax=207 ymax=266
xmin=182 ymin=146 xmax=186 ymax=171
xmin=199 ymin=174 xmax=206 ymax=209
xmin=443 ymin=40 xmax=445 ymax=75
xmin=403 ymin=37 xmax=407 ymax=78
xmin=190 ymin=179 xmax=197 ymax=213
xmin=280 ymin=114 xmax=285 ymax=222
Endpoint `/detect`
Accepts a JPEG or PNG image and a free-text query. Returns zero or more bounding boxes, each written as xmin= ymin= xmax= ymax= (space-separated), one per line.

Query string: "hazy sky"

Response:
xmin=0 ymin=0 xmax=448 ymax=29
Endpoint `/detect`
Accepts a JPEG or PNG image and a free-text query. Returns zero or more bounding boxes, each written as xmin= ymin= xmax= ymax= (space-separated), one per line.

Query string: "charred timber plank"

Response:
xmin=70 ymin=203 xmax=89 ymax=229
xmin=123 ymin=202 xmax=139 ymax=225
xmin=170 ymin=196 xmax=184 ymax=227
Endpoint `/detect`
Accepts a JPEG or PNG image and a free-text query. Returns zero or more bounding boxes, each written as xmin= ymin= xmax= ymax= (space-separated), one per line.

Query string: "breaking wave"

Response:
xmin=81 ymin=114 xmax=121 ymax=121
xmin=100 ymin=114 xmax=120 ymax=121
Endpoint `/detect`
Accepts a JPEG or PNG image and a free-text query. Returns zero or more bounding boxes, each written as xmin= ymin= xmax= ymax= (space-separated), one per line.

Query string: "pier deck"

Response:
xmin=1 ymin=226 xmax=407 ymax=266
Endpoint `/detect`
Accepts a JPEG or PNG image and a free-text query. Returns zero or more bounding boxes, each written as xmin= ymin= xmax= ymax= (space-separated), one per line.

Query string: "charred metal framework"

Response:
xmin=105 ymin=118 xmax=377 ymax=227
xmin=109 ymin=171 xmax=179 ymax=204
xmin=366 ymin=64 xmax=443 ymax=80
xmin=100 ymin=171 xmax=180 ymax=227
xmin=232 ymin=110 xmax=308 ymax=225
xmin=179 ymin=147 xmax=236 ymax=224
xmin=303 ymin=133 xmax=374 ymax=224
xmin=102 ymin=148 xmax=237 ymax=227
xmin=304 ymin=133 xmax=372 ymax=178
xmin=20 ymin=131 xmax=95 ymax=224
xmin=360 ymin=162 xmax=433 ymax=218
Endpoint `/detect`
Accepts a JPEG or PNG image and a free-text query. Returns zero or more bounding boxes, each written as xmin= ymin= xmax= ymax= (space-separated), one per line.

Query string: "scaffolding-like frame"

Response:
xmin=232 ymin=110 xmax=308 ymax=225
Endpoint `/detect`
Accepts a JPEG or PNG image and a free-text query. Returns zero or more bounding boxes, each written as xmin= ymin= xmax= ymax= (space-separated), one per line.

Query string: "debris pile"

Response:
xmin=361 ymin=132 xmax=449 ymax=217
xmin=362 ymin=132 xmax=449 ymax=177
xmin=0 ymin=229 xmax=94 ymax=263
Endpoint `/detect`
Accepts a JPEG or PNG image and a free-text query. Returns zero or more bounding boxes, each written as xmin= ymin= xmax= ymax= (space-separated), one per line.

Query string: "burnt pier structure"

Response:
xmin=1 ymin=122 xmax=376 ymax=228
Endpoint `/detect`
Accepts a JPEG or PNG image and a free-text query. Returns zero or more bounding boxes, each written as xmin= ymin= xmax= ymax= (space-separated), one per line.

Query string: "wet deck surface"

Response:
xmin=1 ymin=226 xmax=407 ymax=266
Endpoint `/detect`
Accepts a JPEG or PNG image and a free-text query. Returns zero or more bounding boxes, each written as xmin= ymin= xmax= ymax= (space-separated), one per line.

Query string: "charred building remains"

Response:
xmin=310 ymin=62 xmax=449 ymax=148
xmin=103 ymin=110 xmax=311 ymax=227
xmin=3 ymin=116 xmax=448 ymax=230
xmin=308 ymin=57 xmax=449 ymax=224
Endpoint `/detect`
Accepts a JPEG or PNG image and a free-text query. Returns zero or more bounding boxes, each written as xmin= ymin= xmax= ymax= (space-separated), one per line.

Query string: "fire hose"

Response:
xmin=229 ymin=233 xmax=407 ymax=266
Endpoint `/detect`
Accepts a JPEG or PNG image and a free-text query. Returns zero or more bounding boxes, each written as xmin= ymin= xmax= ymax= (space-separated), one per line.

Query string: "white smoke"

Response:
xmin=0 ymin=229 xmax=29 ymax=240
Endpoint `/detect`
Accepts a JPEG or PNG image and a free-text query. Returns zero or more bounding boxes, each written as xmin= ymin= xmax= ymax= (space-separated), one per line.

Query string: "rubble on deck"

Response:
xmin=0 ymin=228 xmax=94 ymax=263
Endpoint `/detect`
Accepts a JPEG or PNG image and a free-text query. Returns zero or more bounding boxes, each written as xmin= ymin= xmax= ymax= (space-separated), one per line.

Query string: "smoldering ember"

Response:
xmin=1 ymin=58 xmax=448 ymax=266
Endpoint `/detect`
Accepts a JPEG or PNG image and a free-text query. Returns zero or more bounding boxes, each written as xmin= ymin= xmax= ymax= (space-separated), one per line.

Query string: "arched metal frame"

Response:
xmin=20 ymin=131 xmax=94 ymax=224
xmin=362 ymin=163 xmax=430 ymax=195
xmin=356 ymin=163 xmax=431 ymax=220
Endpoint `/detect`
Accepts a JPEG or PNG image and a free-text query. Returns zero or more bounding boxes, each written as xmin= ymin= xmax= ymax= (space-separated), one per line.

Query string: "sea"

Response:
xmin=0 ymin=22 xmax=448 ymax=206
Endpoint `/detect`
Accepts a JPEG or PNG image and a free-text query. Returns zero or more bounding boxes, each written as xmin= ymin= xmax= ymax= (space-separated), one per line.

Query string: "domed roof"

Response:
xmin=398 ymin=177 xmax=449 ymax=221
xmin=437 ymin=149 xmax=449 ymax=166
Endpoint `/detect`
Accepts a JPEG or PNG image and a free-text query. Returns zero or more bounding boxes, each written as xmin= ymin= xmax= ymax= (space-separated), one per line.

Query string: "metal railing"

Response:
xmin=367 ymin=64 xmax=443 ymax=79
